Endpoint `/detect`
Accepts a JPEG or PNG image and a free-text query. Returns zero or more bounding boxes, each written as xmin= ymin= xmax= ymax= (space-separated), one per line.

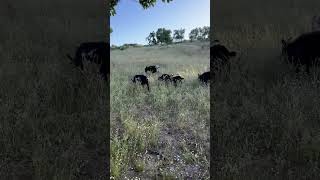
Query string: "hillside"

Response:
xmin=110 ymin=41 xmax=210 ymax=179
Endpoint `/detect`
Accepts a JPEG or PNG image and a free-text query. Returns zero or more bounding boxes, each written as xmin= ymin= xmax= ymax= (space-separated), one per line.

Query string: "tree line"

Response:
xmin=146 ymin=26 xmax=210 ymax=45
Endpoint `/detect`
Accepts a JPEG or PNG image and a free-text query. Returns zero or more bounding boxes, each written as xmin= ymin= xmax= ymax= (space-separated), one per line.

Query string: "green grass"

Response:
xmin=110 ymin=41 xmax=210 ymax=179
xmin=0 ymin=0 xmax=107 ymax=179
xmin=212 ymin=0 xmax=320 ymax=179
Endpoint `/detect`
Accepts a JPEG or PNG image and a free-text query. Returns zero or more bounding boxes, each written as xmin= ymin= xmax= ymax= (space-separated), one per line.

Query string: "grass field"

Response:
xmin=212 ymin=0 xmax=320 ymax=179
xmin=0 ymin=1 xmax=107 ymax=179
xmin=110 ymin=41 xmax=210 ymax=179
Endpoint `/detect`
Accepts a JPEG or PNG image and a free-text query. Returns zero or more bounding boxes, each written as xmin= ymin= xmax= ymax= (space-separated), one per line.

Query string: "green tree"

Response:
xmin=199 ymin=26 xmax=210 ymax=40
xmin=203 ymin=26 xmax=210 ymax=40
xmin=110 ymin=0 xmax=173 ymax=16
xmin=197 ymin=27 xmax=204 ymax=41
xmin=110 ymin=0 xmax=120 ymax=16
xmin=146 ymin=31 xmax=158 ymax=45
xmin=189 ymin=26 xmax=210 ymax=41
xmin=156 ymin=28 xmax=173 ymax=44
xmin=189 ymin=28 xmax=199 ymax=42
xmin=173 ymin=28 xmax=185 ymax=42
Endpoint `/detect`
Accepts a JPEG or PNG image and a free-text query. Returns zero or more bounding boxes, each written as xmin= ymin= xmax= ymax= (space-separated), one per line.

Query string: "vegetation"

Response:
xmin=146 ymin=28 xmax=174 ymax=45
xmin=189 ymin=26 xmax=210 ymax=42
xmin=110 ymin=0 xmax=173 ymax=16
xmin=111 ymin=44 xmax=144 ymax=51
xmin=110 ymin=41 xmax=210 ymax=179
xmin=189 ymin=28 xmax=198 ymax=42
xmin=110 ymin=0 xmax=120 ymax=16
xmin=156 ymin=28 xmax=173 ymax=44
xmin=0 ymin=0 xmax=107 ymax=179
xmin=146 ymin=27 xmax=209 ymax=46
xmin=173 ymin=28 xmax=185 ymax=43
xmin=212 ymin=0 xmax=320 ymax=179
xmin=111 ymin=44 xmax=118 ymax=49
xmin=199 ymin=26 xmax=210 ymax=40
xmin=146 ymin=31 xmax=158 ymax=45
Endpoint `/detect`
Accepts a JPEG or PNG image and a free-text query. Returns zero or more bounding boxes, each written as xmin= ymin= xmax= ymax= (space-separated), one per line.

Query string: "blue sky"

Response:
xmin=110 ymin=0 xmax=210 ymax=46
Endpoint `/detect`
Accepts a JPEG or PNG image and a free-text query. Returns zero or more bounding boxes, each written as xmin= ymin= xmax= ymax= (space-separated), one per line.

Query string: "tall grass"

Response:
xmin=212 ymin=0 xmax=320 ymax=179
xmin=110 ymin=42 xmax=210 ymax=179
xmin=0 ymin=0 xmax=107 ymax=179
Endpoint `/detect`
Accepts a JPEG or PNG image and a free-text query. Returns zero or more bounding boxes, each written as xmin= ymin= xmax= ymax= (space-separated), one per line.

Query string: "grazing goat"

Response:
xmin=145 ymin=65 xmax=160 ymax=73
xmin=132 ymin=75 xmax=150 ymax=91
xmin=158 ymin=74 xmax=184 ymax=86
xmin=171 ymin=75 xmax=184 ymax=86
xmin=211 ymin=44 xmax=236 ymax=73
xmin=211 ymin=44 xmax=236 ymax=61
xmin=281 ymin=31 xmax=320 ymax=74
xmin=198 ymin=71 xmax=210 ymax=84
xmin=67 ymin=41 xmax=109 ymax=81
xmin=158 ymin=73 xmax=173 ymax=82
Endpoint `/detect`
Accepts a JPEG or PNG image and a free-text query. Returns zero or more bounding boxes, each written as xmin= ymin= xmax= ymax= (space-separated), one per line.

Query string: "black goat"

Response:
xmin=145 ymin=65 xmax=160 ymax=73
xmin=171 ymin=75 xmax=184 ymax=86
xmin=67 ymin=41 xmax=109 ymax=81
xmin=281 ymin=31 xmax=320 ymax=74
xmin=211 ymin=44 xmax=236 ymax=73
xmin=158 ymin=73 xmax=173 ymax=82
xmin=198 ymin=71 xmax=210 ymax=84
xmin=158 ymin=74 xmax=184 ymax=86
xmin=132 ymin=75 xmax=150 ymax=91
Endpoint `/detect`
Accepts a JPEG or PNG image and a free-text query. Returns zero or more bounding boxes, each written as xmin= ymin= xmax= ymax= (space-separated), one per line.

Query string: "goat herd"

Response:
xmin=129 ymin=39 xmax=239 ymax=92
xmin=130 ymin=30 xmax=320 ymax=92
xmin=131 ymin=65 xmax=210 ymax=92
xmin=66 ymin=28 xmax=320 ymax=92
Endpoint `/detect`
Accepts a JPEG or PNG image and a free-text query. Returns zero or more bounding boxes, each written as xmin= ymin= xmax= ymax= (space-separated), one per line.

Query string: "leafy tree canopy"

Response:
xmin=146 ymin=31 xmax=158 ymax=45
xmin=110 ymin=0 xmax=173 ymax=16
xmin=156 ymin=28 xmax=173 ymax=45
xmin=189 ymin=26 xmax=210 ymax=41
xmin=173 ymin=28 xmax=185 ymax=42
